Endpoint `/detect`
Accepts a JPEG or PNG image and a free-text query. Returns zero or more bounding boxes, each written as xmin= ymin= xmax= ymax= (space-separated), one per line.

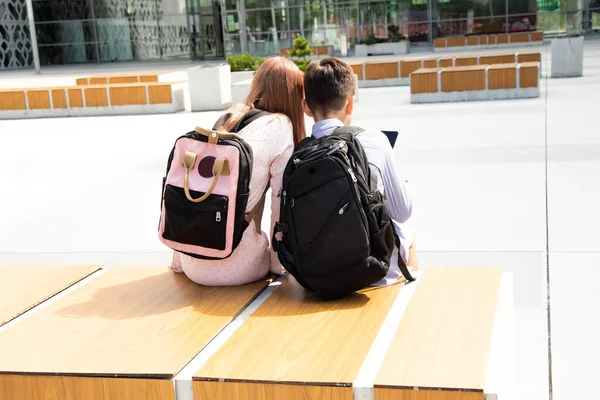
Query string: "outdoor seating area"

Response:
xmin=434 ymin=31 xmax=544 ymax=51
xmin=0 ymin=266 xmax=512 ymax=400
xmin=410 ymin=62 xmax=541 ymax=103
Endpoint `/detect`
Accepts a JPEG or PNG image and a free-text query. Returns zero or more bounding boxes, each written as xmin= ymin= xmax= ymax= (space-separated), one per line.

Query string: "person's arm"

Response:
xmin=267 ymin=116 xmax=294 ymax=275
xmin=379 ymin=142 xmax=412 ymax=223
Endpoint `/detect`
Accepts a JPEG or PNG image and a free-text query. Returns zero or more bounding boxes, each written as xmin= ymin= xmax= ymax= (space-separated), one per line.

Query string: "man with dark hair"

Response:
xmin=302 ymin=57 xmax=418 ymax=281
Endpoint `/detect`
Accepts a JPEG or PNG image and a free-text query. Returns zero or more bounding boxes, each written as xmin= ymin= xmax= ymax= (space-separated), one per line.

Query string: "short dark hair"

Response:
xmin=304 ymin=57 xmax=355 ymax=116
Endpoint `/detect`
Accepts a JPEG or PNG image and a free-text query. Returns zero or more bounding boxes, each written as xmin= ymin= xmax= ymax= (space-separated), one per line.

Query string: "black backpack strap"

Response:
xmin=393 ymin=229 xmax=416 ymax=282
xmin=230 ymin=109 xmax=270 ymax=133
xmin=332 ymin=126 xmax=364 ymax=136
xmin=212 ymin=112 xmax=232 ymax=130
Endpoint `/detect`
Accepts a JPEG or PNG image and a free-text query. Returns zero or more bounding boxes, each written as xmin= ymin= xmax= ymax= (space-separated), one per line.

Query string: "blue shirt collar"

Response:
xmin=311 ymin=118 xmax=345 ymax=139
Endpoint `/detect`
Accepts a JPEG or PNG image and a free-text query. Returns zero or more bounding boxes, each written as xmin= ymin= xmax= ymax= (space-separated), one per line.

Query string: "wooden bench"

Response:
xmin=76 ymin=73 xmax=162 ymax=86
xmin=0 ymin=265 xmax=99 ymax=327
xmin=411 ymin=62 xmax=540 ymax=103
xmin=192 ymin=268 xmax=512 ymax=400
xmin=353 ymin=52 xmax=541 ymax=88
xmin=0 ymin=266 xmax=271 ymax=400
xmin=374 ymin=268 xmax=512 ymax=399
xmin=0 ymin=81 xmax=185 ymax=119
xmin=434 ymin=31 xmax=544 ymax=51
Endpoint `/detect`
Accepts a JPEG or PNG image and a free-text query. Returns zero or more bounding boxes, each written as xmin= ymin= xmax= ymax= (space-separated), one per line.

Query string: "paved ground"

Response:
xmin=1 ymin=38 xmax=599 ymax=400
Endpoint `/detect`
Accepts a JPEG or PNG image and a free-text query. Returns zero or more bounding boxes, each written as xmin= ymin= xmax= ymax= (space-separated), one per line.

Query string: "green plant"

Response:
xmin=359 ymin=35 xmax=388 ymax=45
xmin=288 ymin=34 xmax=313 ymax=72
xmin=227 ymin=53 xmax=267 ymax=72
xmin=388 ymin=25 xmax=407 ymax=42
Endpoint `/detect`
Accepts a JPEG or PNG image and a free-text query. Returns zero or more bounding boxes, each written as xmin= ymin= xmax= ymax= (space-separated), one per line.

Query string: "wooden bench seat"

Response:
xmin=76 ymin=73 xmax=163 ymax=86
xmin=0 ymin=265 xmax=99 ymax=327
xmin=374 ymin=268 xmax=506 ymax=399
xmin=193 ymin=276 xmax=407 ymax=399
xmin=192 ymin=268 xmax=511 ymax=400
xmin=279 ymin=45 xmax=332 ymax=57
xmin=0 ymin=81 xmax=185 ymax=118
xmin=411 ymin=62 xmax=540 ymax=103
xmin=433 ymin=31 xmax=543 ymax=51
xmin=0 ymin=266 xmax=271 ymax=400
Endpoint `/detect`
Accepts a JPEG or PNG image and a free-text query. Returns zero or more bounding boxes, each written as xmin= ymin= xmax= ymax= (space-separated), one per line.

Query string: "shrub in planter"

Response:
xmin=227 ymin=53 xmax=267 ymax=72
xmin=288 ymin=34 xmax=313 ymax=72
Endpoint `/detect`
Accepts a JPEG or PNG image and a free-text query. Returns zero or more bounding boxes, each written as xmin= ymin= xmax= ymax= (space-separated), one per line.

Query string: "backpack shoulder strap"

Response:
xmin=393 ymin=229 xmax=417 ymax=282
xmin=212 ymin=112 xmax=232 ymax=130
xmin=230 ymin=109 xmax=271 ymax=133
xmin=245 ymin=184 xmax=270 ymax=233
xmin=332 ymin=126 xmax=365 ymax=136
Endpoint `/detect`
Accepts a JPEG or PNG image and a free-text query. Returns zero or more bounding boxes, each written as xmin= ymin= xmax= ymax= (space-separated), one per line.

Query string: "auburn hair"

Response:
xmin=224 ymin=57 xmax=306 ymax=146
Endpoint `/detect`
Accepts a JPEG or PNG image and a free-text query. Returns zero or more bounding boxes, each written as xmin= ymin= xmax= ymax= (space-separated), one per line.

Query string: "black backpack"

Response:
xmin=272 ymin=126 xmax=416 ymax=300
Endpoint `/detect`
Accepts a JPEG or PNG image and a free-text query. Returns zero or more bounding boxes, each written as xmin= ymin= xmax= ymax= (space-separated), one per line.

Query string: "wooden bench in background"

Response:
xmin=351 ymin=51 xmax=541 ymax=88
xmin=0 ymin=81 xmax=185 ymax=119
xmin=0 ymin=266 xmax=271 ymax=400
xmin=192 ymin=268 xmax=512 ymax=400
xmin=76 ymin=73 xmax=162 ymax=86
xmin=434 ymin=31 xmax=544 ymax=51
xmin=0 ymin=265 xmax=99 ymax=327
xmin=411 ymin=62 xmax=540 ymax=103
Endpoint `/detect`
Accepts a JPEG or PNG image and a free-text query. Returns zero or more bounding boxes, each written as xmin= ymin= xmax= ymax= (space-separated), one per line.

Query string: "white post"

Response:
xmin=24 ymin=0 xmax=40 ymax=74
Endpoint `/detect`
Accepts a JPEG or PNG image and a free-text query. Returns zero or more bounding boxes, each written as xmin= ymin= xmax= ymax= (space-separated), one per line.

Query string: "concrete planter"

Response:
xmin=551 ymin=36 xmax=584 ymax=78
xmin=355 ymin=41 xmax=409 ymax=57
xmin=188 ymin=64 xmax=232 ymax=112
xmin=231 ymin=78 xmax=252 ymax=105
xmin=231 ymin=70 xmax=255 ymax=84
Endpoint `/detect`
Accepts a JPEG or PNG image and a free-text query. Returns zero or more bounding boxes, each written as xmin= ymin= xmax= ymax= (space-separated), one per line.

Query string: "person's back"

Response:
xmin=169 ymin=57 xmax=306 ymax=286
xmin=302 ymin=57 xmax=418 ymax=282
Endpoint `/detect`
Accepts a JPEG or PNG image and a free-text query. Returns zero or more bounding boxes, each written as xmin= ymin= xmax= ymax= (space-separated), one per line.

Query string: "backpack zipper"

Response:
xmin=339 ymin=202 xmax=349 ymax=215
xmin=216 ymin=211 xmax=222 ymax=222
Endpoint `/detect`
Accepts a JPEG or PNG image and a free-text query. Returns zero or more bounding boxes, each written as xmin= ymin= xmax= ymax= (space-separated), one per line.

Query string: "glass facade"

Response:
xmin=0 ymin=0 xmax=599 ymax=69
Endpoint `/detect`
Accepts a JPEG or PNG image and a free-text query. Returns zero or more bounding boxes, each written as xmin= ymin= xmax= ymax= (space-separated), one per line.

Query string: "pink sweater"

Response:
xmin=172 ymin=114 xmax=293 ymax=285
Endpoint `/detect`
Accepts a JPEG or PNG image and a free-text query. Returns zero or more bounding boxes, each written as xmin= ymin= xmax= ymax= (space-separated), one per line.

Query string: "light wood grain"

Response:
xmin=194 ymin=276 xmax=405 ymax=398
xmin=76 ymin=78 xmax=89 ymax=86
xmin=517 ymin=52 xmax=541 ymax=63
xmin=194 ymin=380 xmax=352 ymax=400
xmin=139 ymin=74 xmax=160 ymax=83
xmin=0 ymin=266 xmax=270 ymax=377
xmin=0 ymin=374 xmax=174 ymax=400
xmin=0 ymin=91 xmax=26 ymax=110
xmin=519 ymin=62 xmax=539 ymax=88
xmin=374 ymin=268 xmax=501 ymax=394
xmin=84 ymin=87 xmax=108 ymax=107
xmin=510 ymin=32 xmax=530 ymax=43
xmin=109 ymin=86 xmax=148 ymax=105
xmin=446 ymin=37 xmax=466 ymax=47
xmin=441 ymin=66 xmax=486 ymax=92
xmin=487 ymin=64 xmax=517 ymax=89
xmin=90 ymin=77 xmax=108 ymax=85
xmin=496 ymin=34 xmax=509 ymax=44
xmin=26 ymin=90 xmax=51 ymax=109
xmin=466 ymin=36 xmax=479 ymax=46
xmin=148 ymin=84 xmax=172 ymax=104
xmin=454 ymin=56 xmax=478 ymax=67
xmin=530 ymin=31 xmax=543 ymax=42
xmin=479 ymin=54 xmax=516 ymax=65
xmin=108 ymin=76 xmax=139 ymax=84
xmin=349 ymin=63 xmax=364 ymax=80
xmin=423 ymin=58 xmax=440 ymax=68
xmin=433 ymin=38 xmax=446 ymax=48
xmin=400 ymin=60 xmax=422 ymax=78
xmin=480 ymin=35 xmax=488 ymax=45
xmin=366 ymin=62 xmax=400 ymax=80
xmin=411 ymin=68 xmax=442 ymax=94
xmin=376 ymin=388 xmax=483 ymax=400
xmin=488 ymin=35 xmax=497 ymax=45
xmin=68 ymin=88 xmax=84 ymax=107
xmin=439 ymin=57 xmax=455 ymax=68
xmin=0 ymin=265 xmax=99 ymax=326
xmin=51 ymin=89 xmax=67 ymax=108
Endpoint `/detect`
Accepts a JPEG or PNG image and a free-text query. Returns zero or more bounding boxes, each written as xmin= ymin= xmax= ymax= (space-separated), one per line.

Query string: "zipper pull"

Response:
xmin=290 ymin=198 xmax=295 ymax=208
xmin=339 ymin=203 xmax=349 ymax=215
xmin=293 ymin=158 xmax=301 ymax=165
xmin=348 ymin=168 xmax=357 ymax=183
xmin=216 ymin=211 xmax=221 ymax=222
xmin=283 ymin=191 xmax=287 ymax=205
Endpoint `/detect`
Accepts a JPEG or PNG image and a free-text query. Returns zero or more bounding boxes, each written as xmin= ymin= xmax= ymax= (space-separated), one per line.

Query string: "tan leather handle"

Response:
xmin=194 ymin=126 xmax=243 ymax=144
xmin=183 ymin=152 xmax=229 ymax=203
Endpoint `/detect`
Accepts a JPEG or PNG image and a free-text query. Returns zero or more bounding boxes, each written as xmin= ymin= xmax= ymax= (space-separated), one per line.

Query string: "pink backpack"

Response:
xmin=159 ymin=110 xmax=269 ymax=259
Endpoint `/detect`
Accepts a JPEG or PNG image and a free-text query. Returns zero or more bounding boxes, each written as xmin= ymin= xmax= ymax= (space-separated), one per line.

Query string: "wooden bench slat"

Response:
xmin=193 ymin=276 xmax=406 ymax=398
xmin=0 ymin=265 xmax=99 ymax=326
xmin=520 ymin=62 xmax=540 ymax=88
xmin=0 ymin=266 xmax=270 ymax=377
xmin=374 ymin=268 xmax=502 ymax=394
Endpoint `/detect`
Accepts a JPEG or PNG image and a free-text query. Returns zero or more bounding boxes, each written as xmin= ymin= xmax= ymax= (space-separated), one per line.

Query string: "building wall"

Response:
xmin=0 ymin=0 xmax=33 ymax=69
